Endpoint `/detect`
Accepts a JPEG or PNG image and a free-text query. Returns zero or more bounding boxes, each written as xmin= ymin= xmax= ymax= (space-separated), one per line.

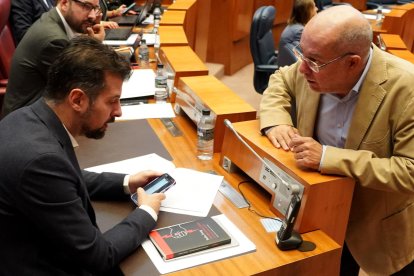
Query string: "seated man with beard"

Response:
xmin=2 ymin=0 xmax=105 ymax=117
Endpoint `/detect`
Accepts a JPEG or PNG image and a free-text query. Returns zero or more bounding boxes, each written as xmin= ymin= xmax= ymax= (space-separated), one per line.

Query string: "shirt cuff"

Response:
xmin=318 ymin=145 xmax=327 ymax=172
xmin=262 ymin=126 xmax=275 ymax=136
xmin=139 ymin=204 xmax=158 ymax=221
xmin=123 ymin=175 xmax=130 ymax=194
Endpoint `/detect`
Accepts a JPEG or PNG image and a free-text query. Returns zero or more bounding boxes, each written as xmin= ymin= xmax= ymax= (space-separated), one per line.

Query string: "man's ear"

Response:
xmin=348 ymin=55 xmax=361 ymax=70
xmin=59 ymin=0 xmax=70 ymax=12
xmin=68 ymin=89 xmax=89 ymax=113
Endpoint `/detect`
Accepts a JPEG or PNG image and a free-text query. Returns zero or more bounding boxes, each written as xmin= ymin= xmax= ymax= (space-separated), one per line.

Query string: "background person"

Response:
xmin=2 ymin=0 xmax=105 ymax=118
xmin=9 ymin=0 xmax=55 ymax=45
xmin=260 ymin=5 xmax=414 ymax=275
xmin=0 ymin=36 xmax=165 ymax=275
xmin=277 ymin=0 xmax=318 ymax=67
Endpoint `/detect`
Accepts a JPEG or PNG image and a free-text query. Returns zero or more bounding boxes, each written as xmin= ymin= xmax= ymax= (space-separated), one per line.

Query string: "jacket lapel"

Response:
xmin=299 ymin=88 xmax=320 ymax=137
xmin=345 ymin=45 xmax=388 ymax=150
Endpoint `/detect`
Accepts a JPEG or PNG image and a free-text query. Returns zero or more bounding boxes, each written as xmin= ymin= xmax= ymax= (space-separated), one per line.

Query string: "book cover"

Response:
xmin=149 ymin=217 xmax=232 ymax=260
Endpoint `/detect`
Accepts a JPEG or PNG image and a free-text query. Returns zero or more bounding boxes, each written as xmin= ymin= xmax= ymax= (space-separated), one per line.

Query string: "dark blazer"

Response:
xmin=277 ymin=23 xmax=302 ymax=67
xmin=9 ymin=0 xmax=53 ymax=45
xmin=2 ymin=8 xmax=68 ymax=117
xmin=0 ymin=99 xmax=156 ymax=275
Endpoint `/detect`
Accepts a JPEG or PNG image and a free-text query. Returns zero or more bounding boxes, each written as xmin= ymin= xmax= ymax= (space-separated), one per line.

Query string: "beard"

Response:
xmin=84 ymin=127 xmax=107 ymax=139
xmin=81 ymin=105 xmax=114 ymax=140
xmin=65 ymin=9 xmax=95 ymax=34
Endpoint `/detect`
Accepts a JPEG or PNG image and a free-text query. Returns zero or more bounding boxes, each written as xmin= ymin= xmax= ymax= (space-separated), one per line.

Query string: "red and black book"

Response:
xmin=149 ymin=217 xmax=232 ymax=260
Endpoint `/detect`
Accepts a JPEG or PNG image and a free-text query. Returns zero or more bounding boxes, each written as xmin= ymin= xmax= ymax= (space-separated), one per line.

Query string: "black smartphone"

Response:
xmin=130 ymin=173 xmax=175 ymax=205
xmin=122 ymin=3 xmax=136 ymax=15
xmin=277 ymin=194 xmax=301 ymax=241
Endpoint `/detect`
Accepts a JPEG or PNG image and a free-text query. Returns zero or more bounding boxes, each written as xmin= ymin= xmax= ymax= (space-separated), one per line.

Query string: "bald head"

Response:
xmin=303 ymin=5 xmax=372 ymax=57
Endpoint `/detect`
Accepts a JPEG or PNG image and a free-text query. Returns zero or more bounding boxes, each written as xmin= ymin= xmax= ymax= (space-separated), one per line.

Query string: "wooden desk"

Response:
xmin=167 ymin=0 xmax=196 ymax=10
xmin=158 ymin=26 xmax=188 ymax=46
xmin=158 ymin=46 xmax=208 ymax=88
xmin=380 ymin=33 xmax=407 ymax=50
xmin=166 ymin=0 xmax=197 ymax=50
xmin=160 ymin=10 xmax=186 ymax=25
xmin=86 ymin=115 xmax=342 ymax=276
xmin=175 ymin=75 xmax=257 ymax=152
xmin=381 ymin=9 xmax=407 ymax=35
xmin=220 ymin=120 xmax=355 ymax=246
xmin=388 ymin=49 xmax=414 ymax=63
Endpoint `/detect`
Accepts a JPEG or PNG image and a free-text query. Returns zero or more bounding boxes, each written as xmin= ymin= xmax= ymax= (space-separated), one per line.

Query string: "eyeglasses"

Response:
xmin=71 ymin=0 xmax=101 ymax=15
xmin=293 ymin=45 xmax=353 ymax=73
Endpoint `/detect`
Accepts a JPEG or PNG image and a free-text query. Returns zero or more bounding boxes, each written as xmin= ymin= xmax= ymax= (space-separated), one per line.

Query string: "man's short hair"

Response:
xmin=44 ymin=36 xmax=131 ymax=102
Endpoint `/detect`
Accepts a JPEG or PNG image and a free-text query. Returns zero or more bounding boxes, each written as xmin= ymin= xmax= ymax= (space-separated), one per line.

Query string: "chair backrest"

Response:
xmin=0 ymin=0 xmax=15 ymax=79
xmin=277 ymin=43 xmax=298 ymax=67
xmin=250 ymin=6 xmax=277 ymax=94
xmin=250 ymin=6 xmax=277 ymax=67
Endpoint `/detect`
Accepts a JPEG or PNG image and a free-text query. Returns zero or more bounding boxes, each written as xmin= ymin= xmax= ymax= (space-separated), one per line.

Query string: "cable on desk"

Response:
xmin=238 ymin=180 xmax=282 ymax=223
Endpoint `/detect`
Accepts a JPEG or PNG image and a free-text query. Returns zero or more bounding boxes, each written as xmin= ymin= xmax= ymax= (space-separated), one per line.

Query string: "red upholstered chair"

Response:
xmin=0 ymin=0 xmax=16 ymax=111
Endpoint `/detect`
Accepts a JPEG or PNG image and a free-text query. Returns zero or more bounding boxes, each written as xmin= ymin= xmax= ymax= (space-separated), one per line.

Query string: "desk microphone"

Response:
xmin=223 ymin=119 xmax=303 ymax=250
xmin=223 ymin=119 xmax=299 ymax=195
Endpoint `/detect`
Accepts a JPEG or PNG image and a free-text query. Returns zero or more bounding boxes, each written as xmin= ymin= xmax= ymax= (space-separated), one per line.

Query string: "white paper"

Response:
xmin=85 ymin=154 xmax=223 ymax=217
xmin=103 ymin=33 xmax=139 ymax=46
xmin=142 ymin=214 xmax=256 ymax=274
xmin=116 ymin=103 xmax=176 ymax=121
xmin=142 ymin=33 xmax=156 ymax=45
xmin=121 ymin=69 xmax=155 ymax=99
xmin=85 ymin=153 xmax=175 ymax=174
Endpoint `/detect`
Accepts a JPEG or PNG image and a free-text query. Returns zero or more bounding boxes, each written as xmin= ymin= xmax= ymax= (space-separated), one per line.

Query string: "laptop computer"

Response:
xmin=110 ymin=0 xmax=153 ymax=26
xmin=104 ymin=27 xmax=133 ymax=40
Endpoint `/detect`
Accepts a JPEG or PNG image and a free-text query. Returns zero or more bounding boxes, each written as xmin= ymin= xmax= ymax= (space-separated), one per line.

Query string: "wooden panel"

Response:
xmin=158 ymin=25 xmax=188 ymax=46
xmin=380 ymin=33 xmax=407 ymax=50
xmin=381 ymin=9 xmax=406 ymax=35
xmin=159 ymin=46 xmax=208 ymax=86
xmin=220 ymin=120 xmax=355 ymax=245
xmin=160 ymin=10 xmax=186 ymax=25
xmin=167 ymin=0 xmax=196 ymax=10
xmin=232 ymin=0 xmax=254 ymax=42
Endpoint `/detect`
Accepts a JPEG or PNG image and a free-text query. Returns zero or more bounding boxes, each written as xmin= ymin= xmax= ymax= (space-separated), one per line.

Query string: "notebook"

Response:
xmin=104 ymin=27 xmax=133 ymax=40
xmin=110 ymin=0 xmax=153 ymax=26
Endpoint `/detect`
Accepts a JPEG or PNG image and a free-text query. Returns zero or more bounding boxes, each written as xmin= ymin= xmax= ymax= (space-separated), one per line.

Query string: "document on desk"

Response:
xmin=142 ymin=214 xmax=256 ymax=274
xmin=85 ymin=153 xmax=223 ymax=217
xmin=116 ymin=103 xmax=175 ymax=121
xmin=121 ymin=69 xmax=155 ymax=99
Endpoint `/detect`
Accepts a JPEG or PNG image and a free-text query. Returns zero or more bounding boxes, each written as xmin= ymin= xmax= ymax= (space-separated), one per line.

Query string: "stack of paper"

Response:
xmin=85 ymin=153 xmax=223 ymax=217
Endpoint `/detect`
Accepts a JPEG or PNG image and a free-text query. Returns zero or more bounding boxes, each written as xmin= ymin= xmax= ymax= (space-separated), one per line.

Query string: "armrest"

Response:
xmin=256 ymin=64 xmax=279 ymax=73
xmin=0 ymin=79 xmax=8 ymax=87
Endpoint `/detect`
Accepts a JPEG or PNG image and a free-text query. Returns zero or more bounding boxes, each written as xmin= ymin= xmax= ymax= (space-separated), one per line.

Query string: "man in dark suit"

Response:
xmin=1 ymin=0 xmax=105 ymax=117
xmin=9 ymin=0 xmax=55 ymax=44
xmin=0 ymin=36 xmax=165 ymax=275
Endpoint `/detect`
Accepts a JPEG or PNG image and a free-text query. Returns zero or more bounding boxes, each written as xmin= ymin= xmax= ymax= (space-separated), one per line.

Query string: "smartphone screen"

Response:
xmin=130 ymin=173 xmax=175 ymax=205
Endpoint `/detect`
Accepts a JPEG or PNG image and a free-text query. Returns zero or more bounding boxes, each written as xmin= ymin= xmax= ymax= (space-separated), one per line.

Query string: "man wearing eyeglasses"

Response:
xmin=2 ymin=0 xmax=105 ymax=118
xmin=260 ymin=5 xmax=414 ymax=276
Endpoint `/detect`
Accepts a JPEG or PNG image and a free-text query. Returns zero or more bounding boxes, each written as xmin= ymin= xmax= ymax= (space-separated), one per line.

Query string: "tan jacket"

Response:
xmin=260 ymin=45 xmax=414 ymax=275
